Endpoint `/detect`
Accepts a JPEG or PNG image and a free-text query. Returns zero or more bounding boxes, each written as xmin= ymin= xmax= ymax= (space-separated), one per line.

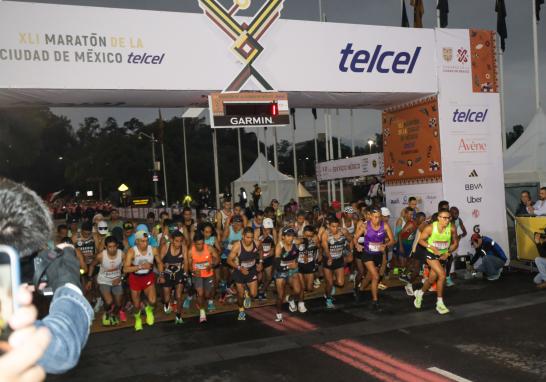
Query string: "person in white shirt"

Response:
xmin=529 ymin=187 xmax=546 ymax=216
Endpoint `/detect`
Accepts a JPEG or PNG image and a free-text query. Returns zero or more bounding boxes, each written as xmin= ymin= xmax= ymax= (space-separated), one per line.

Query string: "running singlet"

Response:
xmin=163 ymin=244 xmax=184 ymax=272
xmin=239 ymin=241 xmax=259 ymax=270
xmin=296 ymin=241 xmax=308 ymax=263
xmin=224 ymin=227 xmax=243 ymax=255
xmin=364 ymin=221 xmax=386 ymax=254
xmin=427 ymin=222 xmax=452 ymax=255
xmin=220 ymin=210 xmax=230 ymax=230
xmin=205 ymin=236 xmax=216 ymax=247
xmin=327 ymin=233 xmax=347 ymax=259
xmin=75 ymin=236 xmax=96 ymax=265
xmin=191 ymin=245 xmax=213 ymax=278
xmin=298 ymin=239 xmax=319 ymax=264
xmin=97 ymin=249 xmax=123 ymax=285
xmin=278 ymin=244 xmax=298 ymax=271
xmin=400 ymin=219 xmax=416 ymax=245
xmin=342 ymin=219 xmax=355 ymax=235
xmin=260 ymin=234 xmax=275 ymax=259
xmin=132 ymin=245 xmax=154 ymax=275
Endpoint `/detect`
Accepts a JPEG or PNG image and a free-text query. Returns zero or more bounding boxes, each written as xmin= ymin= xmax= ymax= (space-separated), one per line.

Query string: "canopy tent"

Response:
xmin=504 ymin=108 xmax=546 ymax=186
xmin=231 ymin=154 xmax=296 ymax=206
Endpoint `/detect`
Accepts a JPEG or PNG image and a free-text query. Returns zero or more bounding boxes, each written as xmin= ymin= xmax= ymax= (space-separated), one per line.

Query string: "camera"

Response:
xmin=534 ymin=228 xmax=546 ymax=240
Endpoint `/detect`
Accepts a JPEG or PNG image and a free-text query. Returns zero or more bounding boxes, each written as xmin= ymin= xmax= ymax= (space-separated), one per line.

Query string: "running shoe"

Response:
xmin=297 ymin=301 xmax=307 ymax=313
xmin=287 ymin=296 xmax=297 ymax=312
xmin=171 ymin=301 xmax=178 ymax=313
xmin=486 ymin=268 xmax=503 ymax=281
xmin=199 ymin=313 xmax=207 ymax=324
xmin=331 ymin=286 xmax=336 ymax=295
xmin=378 ymin=282 xmax=388 ymax=290
xmin=101 ymin=313 xmax=111 ymax=326
xmin=144 ymin=305 xmax=155 ymax=326
xmin=371 ymin=301 xmax=383 ymax=312
xmin=354 ymin=287 xmax=361 ymax=302
xmin=134 ymin=313 xmax=143 ymax=332
xmin=446 ymin=276 xmax=455 ymax=287
xmin=110 ymin=315 xmax=120 ymax=326
xmin=237 ymin=311 xmax=246 ymax=321
xmin=119 ymin=309 xmax=127 ymax=322
xmin=413 ymin=289 xmax=424 ymax=309
xmin=393 ymin=267 xmax=400 ymax=276
xmin=404 ymin=283 xmax=415 ymax=296
xmin=325 ymin=298 xmax=335 ymax=309
xmin=182 ymin=296 xmax=192 ymax=310
xmin=174 ymin=315 xmax=184 ymax=325
xmin=93 ymin=297 xmax=103 ymax=313
xmin=436 ymin=300 xmax=450 ymax=315
xmin=163 ymin=303 xmax=172 ymax=314
xmin=243 ymin=291 xmax=252 ymax=309
xmin=207 ymin=300 xmax=216 ymax=312
xmin=257 ymin=291 xmax=266 ymax=300
xmin=313 ymin=279 xmax=321 ymax=289
xmin=399 ymin=273 xmax=412 ymax=284
xmin=275 ymin=313 xmax=283 ymax=322
xmin=349 ymin=272 xmax=356 ymax=282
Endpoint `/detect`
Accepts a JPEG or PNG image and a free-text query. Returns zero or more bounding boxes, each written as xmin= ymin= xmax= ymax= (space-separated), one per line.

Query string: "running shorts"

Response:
xmin=262 ymin=256 xmax=274 ymax=269
xmin=232 ymin=268 xmax=258 ymax=284
xmin=128 ymin=272 xmax=155 ymax=291
xmin=275 ymin=268 xmax=299 ymax=280
xmin=323 ymin=257 xmax=344 ymax=270
xmin=298 ymin=261 xmax=316 ymax=274
xmin=161 ymin=269 xmax=186 ymax=288
xmin=360 ymin=251 xmax=382 ymax=268
xmin=99 ymin=283 xmax=123 ymax=296
xmin=192 ymin=276 xmax=214 ymax=293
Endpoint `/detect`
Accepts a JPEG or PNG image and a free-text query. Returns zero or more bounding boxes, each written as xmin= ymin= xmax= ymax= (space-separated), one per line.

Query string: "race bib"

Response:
xmin=262 ymin=243 xmax=271 ymax=252
xmin=195 ymin=262 xmax=209 ymax=270
xmin=241 ymin=260 xmax=256 ymax=269
xmin=433 ymin=241 xmax=449 ymax=250
xmin=280 ymin=260 xmax=293 ymax=268
xmin=368 ymin=242 xmax=382 ymax=252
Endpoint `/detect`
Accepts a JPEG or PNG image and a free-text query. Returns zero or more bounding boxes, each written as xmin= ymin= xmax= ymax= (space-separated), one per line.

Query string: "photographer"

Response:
xmin=0 ymin=178 xmax=94 ymax=379
xmin=533 ymin=231 xmax=546 ymax=289
xmin=469 ymin=233 xmax=507 ymax=281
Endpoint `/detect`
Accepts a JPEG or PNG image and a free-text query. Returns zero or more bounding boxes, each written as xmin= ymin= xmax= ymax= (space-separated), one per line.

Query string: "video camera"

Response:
xmin=534 ymin=227 xmax=546 ymax=240
xmin=30 ymin=245 xmax=82 ymax=296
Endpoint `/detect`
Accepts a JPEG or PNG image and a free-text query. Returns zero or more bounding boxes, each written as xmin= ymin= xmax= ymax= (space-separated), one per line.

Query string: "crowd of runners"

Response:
xmin=50 ymin=196 xmax=493 ymax=332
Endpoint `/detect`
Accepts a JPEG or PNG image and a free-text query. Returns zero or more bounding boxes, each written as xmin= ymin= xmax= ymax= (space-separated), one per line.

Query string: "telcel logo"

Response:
xmin=452 ymin=108 xmax=488 ymax=123
xmin=339 ymin=43 xmax=421 ymax=74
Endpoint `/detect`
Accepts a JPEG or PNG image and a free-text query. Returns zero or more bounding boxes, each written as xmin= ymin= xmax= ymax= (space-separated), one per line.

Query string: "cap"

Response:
xmin=331 ymin=200 xmax=341 ymax=209
xmin=380 ymin=207 xmax=391 ymax=217
xmin=263 ymin=218 xmax=274 ymax=229
xmin=344 ymin=206 xmax=355 ymax=214
xmin=232 ymin=215 xmax=243 ymax=223
xmin=123 ymin=222 xmax=134 ymax=230
xmin=282 ymin=227 xmax=296 ymax=236
xmin=471 ymin=233 xmax=482 ymax=243
xmin=97 ymin=221 xmax=108 ymax=230
xmin=135 ymin=230 xmax=149 ymax=240
xmin=136 ymin=224 xmax=149 ymax=233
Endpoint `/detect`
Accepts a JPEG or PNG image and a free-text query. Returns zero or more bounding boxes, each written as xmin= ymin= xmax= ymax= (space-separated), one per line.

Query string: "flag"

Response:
xmin=537 ymin=0 xmax=545 ymax=21
xmin=157 ymin=108 xmax=165 ymax=143
xmin=437 ymin=0 xmax=449 ymax=28
xmin=411 ymin=0 xmax=424 ymax=28
xmin=311 ymin=108 xmax=317 ymax=120
xmin=401 ymin=0 xmax=410 ymax=27
xmin=495 ymin=0 xmax=507 ymax=51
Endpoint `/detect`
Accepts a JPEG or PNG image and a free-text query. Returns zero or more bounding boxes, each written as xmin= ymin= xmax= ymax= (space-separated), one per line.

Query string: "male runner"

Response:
xmin=189 ymin=232 xmax=219 ymax=323
xmin=216 ymin=198 xmax=233 ymax=234
xmin=414 ymin=208 xmax=458 ymax=314
xmin=274 ymin=228 xmax=305 ymax=322
xmin=321 ymin=218 xmax=351 ymax=309
xmin=248 ymin=210 xmax=264 ymax=231
xmin=257 ymin=217 xmax=277 ymax=300
xmin=88 ymin=236 xmax=125 ymax=326
xmin=353 ymin=208 xmax=395 ymax=310
xmin=228 ymin=227 xmax=262 ymax=321
xmin=160 ymin=230 xmax=189 ymax=325
xmin=124 ymin=230 xmax=165 ymax=331
xmin=297 ymin=225 xmax=321 ymax=297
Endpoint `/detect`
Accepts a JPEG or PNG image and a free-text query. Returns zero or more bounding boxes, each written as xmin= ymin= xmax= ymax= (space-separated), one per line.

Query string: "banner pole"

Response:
xmin=291 ymin=111 xmax=299 ymax=203
xmin=237 ymin=128 xmax=243 ymax=177
xmin=336 ymin=109 xmax=344 ymax=207
xmin=314 ymin=113 xmax=320 ymax=205
xmin=273 ymin=126 xmax=280 ymax=202
xmin=212 ymin=128 xmax=220 ymax=209
xmin=498 ymin=34 xmax=507 ymax=151
xmin=532 ymin=0 xmax=541 ymax=111
xmin=324 ymin=109 xmax=331 ymax=204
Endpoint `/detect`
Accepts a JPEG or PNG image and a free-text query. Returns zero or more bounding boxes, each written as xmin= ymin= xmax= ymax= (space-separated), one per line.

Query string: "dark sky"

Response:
xmin=14 ymin=0 xmax=546 ymax=146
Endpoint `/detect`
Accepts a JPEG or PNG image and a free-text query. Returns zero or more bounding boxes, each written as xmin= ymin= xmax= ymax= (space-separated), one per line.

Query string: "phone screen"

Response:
xmin=0 ymin=254 xmax=14 ymax=337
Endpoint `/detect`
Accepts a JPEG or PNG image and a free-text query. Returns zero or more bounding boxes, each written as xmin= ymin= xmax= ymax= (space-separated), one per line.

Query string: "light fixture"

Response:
xmin=118 ymin=183 xmax=129 ymax=192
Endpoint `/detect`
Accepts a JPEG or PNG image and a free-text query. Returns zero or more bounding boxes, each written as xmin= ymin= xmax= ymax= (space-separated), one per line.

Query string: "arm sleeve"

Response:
xmin=36 ymin=285 xmax=94 ymax=374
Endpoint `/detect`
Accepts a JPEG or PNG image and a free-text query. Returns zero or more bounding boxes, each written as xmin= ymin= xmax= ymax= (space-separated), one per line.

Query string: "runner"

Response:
xmin=87 ymin=236 xmax=126 ymax=326
xmin=341 ymin=207 xmax=356 ymax=236
xmin=181 ymin=207 xmax=196 ymax=243
xmin=446 ymin=206 xmax=467 ymax=286
xmin=297 ymin=225 xmax=321 ymax=296
xmin=414 ymin=208 xmax=459 ymax=314
xmin=399 ymin=211 xmax=427 ymax=296
xmin=227 ymin=227 xmax=261 ymax=321
xmin=396 ymin=207 xmax=415 ymax=275
xmin=160 ymin=230 xmax=189 ymax=325
xmin=220 ymin=214 xmax=244 ymax=298
xmin=257 ymin=217 xmax=277 ymax=300
xmin=216 ymin=198 xmax=233 ymax=234
xmin=294 ymin=210 xmax=309 ymax=238
xmin=248 ymin=210 xmax=264 ymax=231
xmin=123 ymin=229 xmax=165 ymax=331
xmin=201 ymin=222 xmax=221 ymax=311
xmin=189 ymin=232 xmax=220 ymax=323
xmin=321 ymin=217 xmax=351 ymax=309
xmin=353 ymin=208 xmax=395 ymax=310
xmin=274 ymin=227 xmax=305 ymax=322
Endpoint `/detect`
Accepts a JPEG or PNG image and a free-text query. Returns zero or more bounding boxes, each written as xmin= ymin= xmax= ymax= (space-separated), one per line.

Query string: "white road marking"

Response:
xmin=428 ymin=367 xmax=473 ymax=382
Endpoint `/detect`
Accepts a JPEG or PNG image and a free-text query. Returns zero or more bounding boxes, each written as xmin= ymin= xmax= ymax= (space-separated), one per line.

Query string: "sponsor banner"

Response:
xmin=0 ymin=1 xmax=437 ymax=95
xmin=515 ymin=217 xmax=545 ymax=261
xmin=436 ymin=27 xmax=508 ymax=254
xmin=385 ymin=182 xmax=443 ymax=223
xmin=382 ymin=97 xmax=442 ymax=186
xmin=469 ymin=29 xmax=498 ymax=93
xmin=436 ymin=29 xmax=472 ymax=95
xmin=316 ymin=153 xmax=383 ymax=182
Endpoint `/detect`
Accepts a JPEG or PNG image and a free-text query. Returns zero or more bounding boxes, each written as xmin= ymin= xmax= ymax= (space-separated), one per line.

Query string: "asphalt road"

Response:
xmin=50 ymin=270 xmax=546 ymax=382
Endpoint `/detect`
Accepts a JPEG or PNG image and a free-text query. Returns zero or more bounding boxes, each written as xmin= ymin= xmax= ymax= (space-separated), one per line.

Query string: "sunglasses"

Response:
xmin=98 ymin=227 xmax=108 ymax=231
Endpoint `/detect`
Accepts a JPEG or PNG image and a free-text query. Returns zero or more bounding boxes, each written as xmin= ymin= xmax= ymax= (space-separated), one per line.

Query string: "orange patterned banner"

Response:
xmin=470 ymin=29 xmax=498 ymax=93
xmin=382 ymin=97 xmax=442 ymax=186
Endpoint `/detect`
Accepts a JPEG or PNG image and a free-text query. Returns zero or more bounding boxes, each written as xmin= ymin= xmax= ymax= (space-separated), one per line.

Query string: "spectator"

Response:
xmin=251 ymin=184 xmax=261 ymax=211
xmin=367 ymin=176 xmax=383 ymax=200
xmin=528 ymin=187 xmax=546 ymax=216
xmin=470 ymin=234 xmax=507 ymax=281
xmin=533 ymin=232 xmax=546 ymax=289
xmin=239 ymin=187 xmax=248 ymax=209
xmin=515 ymin=190 xmax=533 ymax=216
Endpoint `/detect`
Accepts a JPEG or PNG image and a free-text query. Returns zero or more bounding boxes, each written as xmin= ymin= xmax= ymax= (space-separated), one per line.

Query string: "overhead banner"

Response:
xmin=382 ymin=97 xmax=442 ymax=186
xmin=436 ymin=28 xmax=508 ymax=256
xmin=316 ymin=153 xmax=384 ymax=182
xmin=0 ymin=1 xmax=437 ymax=106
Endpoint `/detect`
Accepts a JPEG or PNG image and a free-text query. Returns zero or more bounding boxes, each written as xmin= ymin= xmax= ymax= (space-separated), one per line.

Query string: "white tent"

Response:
xmin=232 ymin=154 xmax=297 ymax=206
xmin=504 ymin=108 xmax=546 ymax=186
xmin=298 ymin=183 xmax=313 ymax=198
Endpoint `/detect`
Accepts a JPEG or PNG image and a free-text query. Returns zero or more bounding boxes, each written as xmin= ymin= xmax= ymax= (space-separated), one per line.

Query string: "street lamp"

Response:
xmin=138 ymin=132 xmax=160 ymax=202
xmin=367 ymin=139 xmax=375 ymax=153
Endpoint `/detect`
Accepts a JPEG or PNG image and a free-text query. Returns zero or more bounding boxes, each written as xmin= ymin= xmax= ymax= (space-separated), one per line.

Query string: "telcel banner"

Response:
xmin=316 ymin=154 xmax=383 ymax=182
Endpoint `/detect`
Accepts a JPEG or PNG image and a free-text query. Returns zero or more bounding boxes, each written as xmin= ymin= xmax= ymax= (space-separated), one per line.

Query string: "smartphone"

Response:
xmin=0 ymin=245 xmax=21 ymax=341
